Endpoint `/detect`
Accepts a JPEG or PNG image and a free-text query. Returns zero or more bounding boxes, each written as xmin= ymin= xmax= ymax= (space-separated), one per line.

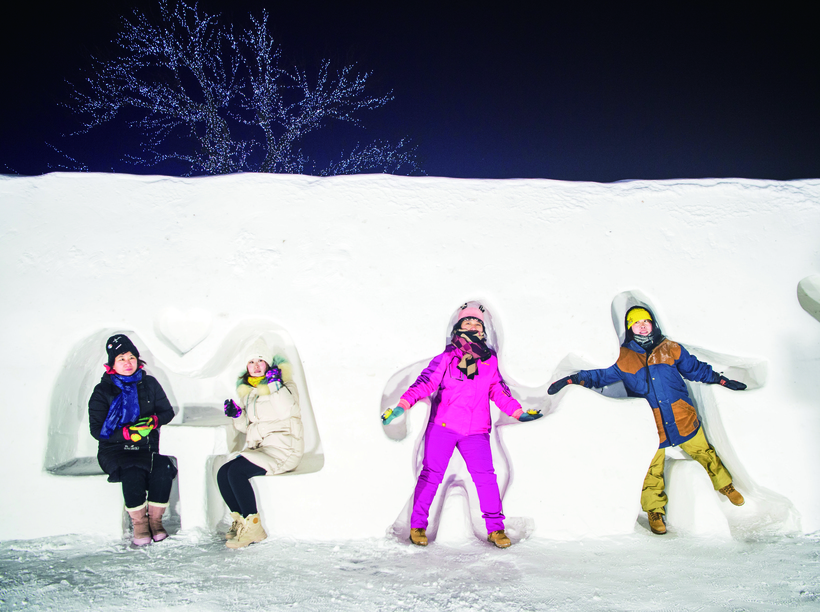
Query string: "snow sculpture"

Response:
xmin=156 ymin=307 xmax=213 ymax=355
xmin=46 ymin=330 xmax=163 ymax=476
xmin=45 ymin=319 xmax=323 ymax=535
xmin=3 ymin=173 xmax=819 ymax=542
xmin=798 ymin=275 xmax=820 ymax=324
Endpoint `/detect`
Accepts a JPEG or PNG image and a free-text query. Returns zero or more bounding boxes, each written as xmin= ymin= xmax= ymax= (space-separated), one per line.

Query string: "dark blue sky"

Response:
xmin=2 ymin=2 xmax=817 ymax=180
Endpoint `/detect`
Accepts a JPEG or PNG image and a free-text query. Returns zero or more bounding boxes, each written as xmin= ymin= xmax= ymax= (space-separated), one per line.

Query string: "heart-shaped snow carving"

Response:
xmin=156 ymin=308 xmax=213 ymax=354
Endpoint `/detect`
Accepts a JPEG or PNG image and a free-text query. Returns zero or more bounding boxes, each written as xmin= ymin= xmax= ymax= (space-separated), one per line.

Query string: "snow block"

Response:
xmin=665 ymin=455 xmax=732 ymax=538
xmin=798 ymin=275 xmax=820 ymax=324
xmin=1 ymin=173 xmax=819 ymax=542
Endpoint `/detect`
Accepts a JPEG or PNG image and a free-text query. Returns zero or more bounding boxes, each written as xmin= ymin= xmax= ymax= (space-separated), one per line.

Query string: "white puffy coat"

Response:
xmin=234 ymin=375 xmax=303 ymax=475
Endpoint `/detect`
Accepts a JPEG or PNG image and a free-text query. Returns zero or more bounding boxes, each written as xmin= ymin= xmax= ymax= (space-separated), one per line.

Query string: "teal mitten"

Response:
xmin=381 ymin=406 xmax=405 ymax=425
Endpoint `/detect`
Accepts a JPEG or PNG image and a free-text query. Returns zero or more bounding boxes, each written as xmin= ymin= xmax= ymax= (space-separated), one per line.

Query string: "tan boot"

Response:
xmin=719 ymin=483 xmax=745 ymax=506
xmin=225 ymin=512 xmax=243 ymax=540
xmin=127 ymin=503 xmax=152 ymax=546
xmin=226 ymin=513 xmax=267 ymax=549
xmin=487 ymin=530 xmax=511 ymax=548
xmin=409 ymin=528 xmax=428 ymax=546
xmin=647 ymin=511 xmax=667 ymax=535
xmin=147 ymin=503 xmax=169 ymax=542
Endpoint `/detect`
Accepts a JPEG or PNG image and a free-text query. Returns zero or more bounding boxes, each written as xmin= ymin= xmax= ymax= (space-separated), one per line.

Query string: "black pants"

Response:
xmin=217 ymin=455 xmax=266 ymax=516
xmin=121 ymin=454 xmax=177 ymax=509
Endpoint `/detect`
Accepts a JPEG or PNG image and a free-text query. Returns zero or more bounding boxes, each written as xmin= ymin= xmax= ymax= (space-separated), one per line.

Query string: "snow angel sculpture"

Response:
xmin=218 ymin=339 xmax=303 ymax=549
xmin=547 ymin=305 xmax=747 ymax=535
xmin=381 ymin=302 xmax=543 ymax=548
xmin=88 ymin=334 xmax=177 ymax=546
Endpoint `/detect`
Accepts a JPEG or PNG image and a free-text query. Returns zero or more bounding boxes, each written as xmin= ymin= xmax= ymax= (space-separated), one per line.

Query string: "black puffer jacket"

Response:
xmin=88 ymin=372 xmax=176 ymax=482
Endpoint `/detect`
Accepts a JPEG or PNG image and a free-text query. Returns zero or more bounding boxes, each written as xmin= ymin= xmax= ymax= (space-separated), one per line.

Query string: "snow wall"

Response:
xmin=1 ymin=173 xmax=819 ymax=543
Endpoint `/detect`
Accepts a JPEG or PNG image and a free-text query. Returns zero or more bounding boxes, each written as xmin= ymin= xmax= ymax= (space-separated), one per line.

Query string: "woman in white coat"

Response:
xmin=218 ymin=339 xmax=303 ymax=548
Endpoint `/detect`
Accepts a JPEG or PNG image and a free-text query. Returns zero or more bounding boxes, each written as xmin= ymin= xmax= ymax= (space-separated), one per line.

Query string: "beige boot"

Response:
xmin=647 ymin=511 xmax=667 ymax=535
xmin=225 ymin=512 xmax=243 ymax=540
xmin=127 ymin=503 xmax=151 ymax=546
xmin=487 ymin=530 xmax=511 ymax=548
xmin=147 ymin=502 xmax=169 ymax=542
xmin=226 ymin=513 xmax=267 ymax=549
xmin=409 ymin=528 xmax=428 ymax=546
xmin=719 ymin=483 xmax=745 ymax=506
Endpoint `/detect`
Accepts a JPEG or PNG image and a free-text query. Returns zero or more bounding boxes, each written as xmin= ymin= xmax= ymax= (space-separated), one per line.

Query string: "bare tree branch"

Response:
xmin=64 ymin=0 xmax=421 ymax=176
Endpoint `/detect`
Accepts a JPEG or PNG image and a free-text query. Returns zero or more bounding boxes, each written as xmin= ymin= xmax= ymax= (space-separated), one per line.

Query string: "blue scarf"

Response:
xmin=100 ymin=370 xmax=144 ymax=439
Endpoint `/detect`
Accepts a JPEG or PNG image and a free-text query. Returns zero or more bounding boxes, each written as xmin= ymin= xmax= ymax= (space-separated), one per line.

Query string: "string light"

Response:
xmin=65 ymin=0 xmax=421 ymax=176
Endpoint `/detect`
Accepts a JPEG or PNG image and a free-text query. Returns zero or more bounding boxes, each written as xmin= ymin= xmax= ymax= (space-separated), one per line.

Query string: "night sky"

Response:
xmin=2 ymin=2 xmax=818 ymax=181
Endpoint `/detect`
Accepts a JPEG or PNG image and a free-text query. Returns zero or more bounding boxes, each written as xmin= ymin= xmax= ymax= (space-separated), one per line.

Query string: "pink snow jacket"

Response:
xmin=399 ymin=345 xmax=522 ymax=435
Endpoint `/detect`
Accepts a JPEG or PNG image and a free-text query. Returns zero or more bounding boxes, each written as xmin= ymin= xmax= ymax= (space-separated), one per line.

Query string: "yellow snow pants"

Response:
xmin=641 ymin=427 xmax=733 ymax=514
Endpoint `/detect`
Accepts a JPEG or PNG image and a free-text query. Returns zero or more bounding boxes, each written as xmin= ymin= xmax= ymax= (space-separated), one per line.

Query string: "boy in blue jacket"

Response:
xmin=548 ymin=305 xmax=746 ymax=535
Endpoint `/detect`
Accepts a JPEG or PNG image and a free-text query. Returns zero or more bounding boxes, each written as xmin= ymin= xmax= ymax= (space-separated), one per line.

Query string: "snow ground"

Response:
xmin=2 ymin=529 xmax=819 ymax=611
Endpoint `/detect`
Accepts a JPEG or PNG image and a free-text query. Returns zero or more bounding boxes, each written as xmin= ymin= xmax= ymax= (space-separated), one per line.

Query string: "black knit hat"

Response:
xmin=106 ymin=334 xmax=140 ymax=366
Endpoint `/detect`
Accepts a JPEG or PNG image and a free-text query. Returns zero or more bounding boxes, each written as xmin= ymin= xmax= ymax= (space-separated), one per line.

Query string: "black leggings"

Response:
xmin=120 ymin=455 xmax=176 ymax=509
xmin=217 ymin=455 xmax=266 ymax=516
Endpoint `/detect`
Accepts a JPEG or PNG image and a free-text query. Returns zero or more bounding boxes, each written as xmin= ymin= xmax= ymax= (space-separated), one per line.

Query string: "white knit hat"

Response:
xmin=245 ymin=338 xmax=272 ymax=365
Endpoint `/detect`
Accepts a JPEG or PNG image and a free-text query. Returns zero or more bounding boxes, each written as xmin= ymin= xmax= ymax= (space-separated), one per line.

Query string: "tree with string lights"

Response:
xmin=65 ymin=0 xmax=421 ymax=176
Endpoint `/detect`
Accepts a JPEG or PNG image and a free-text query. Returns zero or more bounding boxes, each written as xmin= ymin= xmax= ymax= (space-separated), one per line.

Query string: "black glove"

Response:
xmin=548 ymin=374 xmax=580 ymax=395
xmin=715 ymin=375 xmax=746 ymax=391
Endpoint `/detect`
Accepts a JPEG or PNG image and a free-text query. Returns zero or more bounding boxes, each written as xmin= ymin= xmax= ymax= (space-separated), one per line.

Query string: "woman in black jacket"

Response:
xmin=88 ymin=335 xmax=177 ymax=546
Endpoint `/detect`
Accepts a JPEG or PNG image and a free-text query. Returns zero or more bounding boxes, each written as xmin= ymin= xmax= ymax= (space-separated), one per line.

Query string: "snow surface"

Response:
xmin=2 ymin=531 xmax=819 ymax=611
xmin=1 ymin=173 xmax=820 ymax=607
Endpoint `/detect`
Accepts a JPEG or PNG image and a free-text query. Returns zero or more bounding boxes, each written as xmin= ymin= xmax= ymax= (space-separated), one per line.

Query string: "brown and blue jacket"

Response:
xmin=576 ymin=336 xmax=717 ymax=448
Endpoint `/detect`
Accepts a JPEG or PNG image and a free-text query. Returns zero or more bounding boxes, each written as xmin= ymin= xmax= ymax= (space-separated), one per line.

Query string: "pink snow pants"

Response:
xmin=411 ymin=422 xmax=505 ymax=533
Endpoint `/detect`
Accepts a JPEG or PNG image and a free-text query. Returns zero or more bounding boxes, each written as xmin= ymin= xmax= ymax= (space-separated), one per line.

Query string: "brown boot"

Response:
xmin=127 ymin=503 xmax=152 ymax=546
xmin=226 ymin=514 xmax=267 ymax=549
xmin=647 ymin=511 xmax=667 ymax=535
xmin=409 ymin=528 xmax=428 ymax=546
xmin=487 ymin=530 xmax=512 ymax=548
xmin=147 ymin=503 xmax=169 ymax=542
xmin=225 ymin=512 xmax=243 ymax=540
xmin=719 ymin=483 xmax=745 ymax=506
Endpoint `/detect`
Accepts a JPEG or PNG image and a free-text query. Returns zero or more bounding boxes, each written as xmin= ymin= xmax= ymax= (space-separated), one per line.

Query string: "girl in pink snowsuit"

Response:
xmin=381 ymin=303 xmax=542 ymax=548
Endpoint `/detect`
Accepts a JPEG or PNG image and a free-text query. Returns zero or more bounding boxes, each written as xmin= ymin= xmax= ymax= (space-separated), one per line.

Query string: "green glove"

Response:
xmin=135 ymin=415 xmax=157 ymax=428
xmin=381 ymin=406 xmax=405 ymax=425
xmin=125 ymin=415 xmax=158 ymax=441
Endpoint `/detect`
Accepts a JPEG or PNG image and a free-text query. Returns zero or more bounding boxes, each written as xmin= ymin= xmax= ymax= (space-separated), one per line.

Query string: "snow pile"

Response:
xmin=1 ymin=173 xmax=818 ymax=543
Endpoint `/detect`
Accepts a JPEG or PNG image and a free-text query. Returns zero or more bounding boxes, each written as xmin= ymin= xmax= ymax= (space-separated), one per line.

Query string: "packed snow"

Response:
xmin=2 ymin=530 xmax=819 ymax=611
xmin=1 ymin=173 xmax=819 ymax=609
